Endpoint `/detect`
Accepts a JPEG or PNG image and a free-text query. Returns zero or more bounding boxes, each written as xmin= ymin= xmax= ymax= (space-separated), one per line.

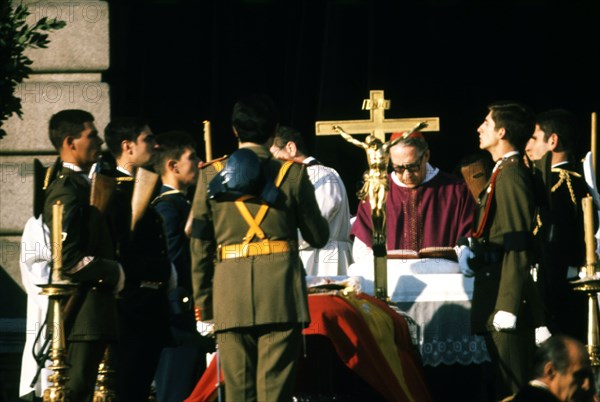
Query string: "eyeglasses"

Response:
xmin=392 ymin=156 xmax=423 ymax=174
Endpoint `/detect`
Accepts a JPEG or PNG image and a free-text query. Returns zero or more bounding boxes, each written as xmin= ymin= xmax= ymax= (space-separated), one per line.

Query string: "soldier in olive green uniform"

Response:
xmin=458 ymin=102 xmax=547 ymax=400
xmin=43 ymin=110 xmax=123 ymax=401
xmin=191 ymin=94 xmax=329 ymax=401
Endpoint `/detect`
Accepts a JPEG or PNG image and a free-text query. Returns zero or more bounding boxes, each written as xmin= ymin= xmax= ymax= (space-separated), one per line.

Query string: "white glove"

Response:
xmin=196 ymin=320 xmax=215 ymax=336
xmin=455 ymin=245 xmax=475 ymax=277
xmin=535 ymin=326 xmax=552 ymax=346
xmin=492 ymin=310 xmax=517 ymax=331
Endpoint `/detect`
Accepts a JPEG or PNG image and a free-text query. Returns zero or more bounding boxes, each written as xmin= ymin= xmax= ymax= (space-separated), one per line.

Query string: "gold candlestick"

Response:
xmin=573 ymin=195 xmax=600 ymax=367
xmin=40 ymin=201 xmax=77 ymax=401
xmin=92 ymin=345 xmax=118 ymax=402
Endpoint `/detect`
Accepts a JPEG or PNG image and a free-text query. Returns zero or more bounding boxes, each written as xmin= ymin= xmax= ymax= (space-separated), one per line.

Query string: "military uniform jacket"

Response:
xmin=538 ymin=162 xmax=588 ymax=290
xmin=534 ymin=161 xmax=591 ymax=340
xmin=471 ymin=155 xmax=545 ymax=333
xmin=152 ymin=185 xmax=196 ymax=332
xmin=152 ymin=186 xmax=194 ymax=293
xmin=109 ymin=170 xmax=171 ymax=340
xmin=43 ymin=167 xmax=120 ymax=341
xmin=190 ymin=145 xmax=330 ymax=331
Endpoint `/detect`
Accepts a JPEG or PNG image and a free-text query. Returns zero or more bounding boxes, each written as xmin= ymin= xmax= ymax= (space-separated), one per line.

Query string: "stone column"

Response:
xmin=0 ymin=0 xmax=110 ymax=290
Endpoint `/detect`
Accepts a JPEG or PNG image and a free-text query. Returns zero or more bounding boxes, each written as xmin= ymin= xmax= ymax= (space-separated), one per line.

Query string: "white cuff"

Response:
xmin=196 ymin=321 xmax=215 ymax=336
xmin=493 ymin=310 xmax=517 ymax=331
xmin=535 ymin=326 xmax=552 ymax=345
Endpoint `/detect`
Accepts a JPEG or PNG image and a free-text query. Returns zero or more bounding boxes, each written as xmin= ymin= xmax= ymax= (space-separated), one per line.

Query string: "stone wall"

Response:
xmin=0 ymin=0 xmax=110 ymax=291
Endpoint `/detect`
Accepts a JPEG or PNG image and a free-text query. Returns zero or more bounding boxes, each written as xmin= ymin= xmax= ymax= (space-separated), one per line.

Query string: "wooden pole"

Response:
xmin=583 ymin=195 xmax=597 ymax=276
xmin=203 ymin=120 xmax=212 ymax=162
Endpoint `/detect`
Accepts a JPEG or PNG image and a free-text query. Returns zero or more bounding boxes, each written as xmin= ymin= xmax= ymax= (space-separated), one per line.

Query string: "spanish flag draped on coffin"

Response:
xmin=184 ymin=292 xmax=433 ymax=402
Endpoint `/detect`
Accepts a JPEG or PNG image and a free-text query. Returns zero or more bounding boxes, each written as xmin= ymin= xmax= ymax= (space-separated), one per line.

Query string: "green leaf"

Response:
xmin=0 ymin=3 xmax=66 ymax=139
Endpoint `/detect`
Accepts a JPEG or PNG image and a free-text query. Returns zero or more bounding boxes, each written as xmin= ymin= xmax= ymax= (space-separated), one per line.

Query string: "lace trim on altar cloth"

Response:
xmin=419 ymin=334 xmax=490 ymax=366
xmin=396 ymin=299 xmax=491 ymax=366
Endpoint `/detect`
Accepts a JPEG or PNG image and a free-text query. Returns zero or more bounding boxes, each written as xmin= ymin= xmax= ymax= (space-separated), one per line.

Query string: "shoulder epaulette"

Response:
xmin=150 ymin=189 xmax=183 ymax=206
xmin=53 ymin=173 xmax=76 ymax=189
xmin=200 ymin=155 xmax=228 ymax=172
xmin=503 ymin=155 xmax=521 ymax=165
xmin=116 ymin=176 xmax=135 ymax=182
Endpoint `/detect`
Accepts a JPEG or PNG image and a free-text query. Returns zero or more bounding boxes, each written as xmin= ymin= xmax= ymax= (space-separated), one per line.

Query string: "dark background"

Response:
xmin=105 ymin=0 xmax=600 ymax=212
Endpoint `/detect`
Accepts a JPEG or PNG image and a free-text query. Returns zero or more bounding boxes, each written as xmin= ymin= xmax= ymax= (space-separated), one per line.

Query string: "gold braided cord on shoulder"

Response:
xmin=43 ymin=167 xmax=53 ymax=190
xmin=550 ymin=168 xmax=582 ymax=205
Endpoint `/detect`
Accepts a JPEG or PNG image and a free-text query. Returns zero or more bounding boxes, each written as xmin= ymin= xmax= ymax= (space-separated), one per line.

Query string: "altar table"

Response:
xmin=347 ymin=257 xmax=491 ymax=366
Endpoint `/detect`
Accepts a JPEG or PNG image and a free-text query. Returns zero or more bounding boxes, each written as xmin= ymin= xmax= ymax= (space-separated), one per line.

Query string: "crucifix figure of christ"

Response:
xmin=333 ymin=122 xmax=427 ymax=245
xmin=315 ymin=90 xmax=440 ymax=300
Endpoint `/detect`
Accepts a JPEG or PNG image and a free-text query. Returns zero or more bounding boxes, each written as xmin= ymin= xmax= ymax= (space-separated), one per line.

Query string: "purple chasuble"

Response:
xmin=351 ymin=171 xmax=475 ymax=251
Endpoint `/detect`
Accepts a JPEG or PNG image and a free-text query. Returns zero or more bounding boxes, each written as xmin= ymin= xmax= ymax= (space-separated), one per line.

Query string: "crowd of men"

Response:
xmin=18 ymin=96 xmax=600 ymax=402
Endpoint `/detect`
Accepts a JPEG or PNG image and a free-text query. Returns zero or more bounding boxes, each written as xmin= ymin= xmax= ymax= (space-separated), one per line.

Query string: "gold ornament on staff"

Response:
xmin=40 ymin=201 xmax=77 ymax=402
xmin=92 ymin=346 xmax=118 ymax=402
xmin=572 ymin=195 xmax=600 ymax=367
xmin=204 ymin=120 xmax=212 ymax=162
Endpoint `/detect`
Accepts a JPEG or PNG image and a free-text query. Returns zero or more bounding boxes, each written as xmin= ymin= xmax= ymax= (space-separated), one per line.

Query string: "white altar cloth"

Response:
xmin=344 ymin=257 xmax=490 ymax=366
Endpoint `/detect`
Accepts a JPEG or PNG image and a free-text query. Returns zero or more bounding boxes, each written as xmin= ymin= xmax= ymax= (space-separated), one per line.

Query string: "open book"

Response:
xmin=386 ymin=247 xmax=457 ymax=261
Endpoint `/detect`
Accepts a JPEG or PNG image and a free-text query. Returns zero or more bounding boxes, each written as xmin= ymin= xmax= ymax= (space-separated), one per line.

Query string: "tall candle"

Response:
xmin=582 ymin=196 xmax=596 ymax=275
xmin=52 ymin=201 xmax=63 ymax=283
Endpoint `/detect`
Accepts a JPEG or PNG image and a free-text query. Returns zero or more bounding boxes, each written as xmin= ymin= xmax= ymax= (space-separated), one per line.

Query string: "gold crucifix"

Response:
xmin=315 ymin=90 xmax=440 ymax=301
xmin=315 ymin=89 xmax=440 ymax=142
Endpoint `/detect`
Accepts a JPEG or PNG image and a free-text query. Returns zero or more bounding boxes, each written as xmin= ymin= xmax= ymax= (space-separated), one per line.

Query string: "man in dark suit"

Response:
xmin=458 ymin=101 xmax=548 ymax=400
xmin=190 ymin=94 xmax=330 ymax=401
xmin=43 ymin=109 xmax=123 ymax=401
xmin=104 ymin=117 xmax=173 ymax=401
xmin=525 ymin=109 xmax=590 ymax=343
xmin=507 ymin=335 xmax=593 ymax=402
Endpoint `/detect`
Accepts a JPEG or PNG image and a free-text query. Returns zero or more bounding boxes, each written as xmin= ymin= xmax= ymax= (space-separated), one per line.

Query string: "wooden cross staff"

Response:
xmin=315 ymin=89 xmax=440 ymax=142
xmin=315 ymin=89 xmax=441 ymax=301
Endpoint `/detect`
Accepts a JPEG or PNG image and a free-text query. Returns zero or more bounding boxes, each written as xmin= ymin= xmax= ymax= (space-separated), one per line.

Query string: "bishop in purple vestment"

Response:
xmin=351 ymin=132 xmax=475 ymax=256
